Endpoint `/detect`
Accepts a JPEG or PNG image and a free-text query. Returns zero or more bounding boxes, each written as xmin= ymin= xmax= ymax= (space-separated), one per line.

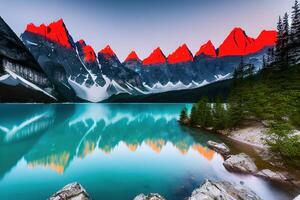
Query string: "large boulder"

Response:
xmin=256 ymin=169 xmax=291 ymax=182
xmin=223 ymin=153 xmax=258 ymax=173
xmin=134 ymin=193 xmax=166 ymax=200
xmin=207 ymin=140 xmax=230 ymax=157
xmin=49 ymin=182 xmax=90 ymax=200
xmin=188 ymin=179 xmax=262 ymax=200
xmin=294 ymin=194 xmax=300 ymax=200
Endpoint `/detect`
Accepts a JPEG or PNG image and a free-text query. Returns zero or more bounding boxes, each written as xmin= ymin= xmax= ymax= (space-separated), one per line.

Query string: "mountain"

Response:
xmin=0 ymin=16 xmax=57 ymax=102
xmin=0 ymin=17 xmax=277 ymax=102
xmin=105 ymin=79 xmax=233 ymax=103
xmin=21 ymin=19 xmax=113 ymax=102
xmin=218 ymin=27 xmax=255 ymax=57
xmin=125 ymin=51 xmax=140 ymax=62
xmin=218 ymin=28 xmax=277 ymax=57
xmin=167 ymin=44 xmax=195 ymax=85
xmin=143 ymin=47 xmax=167 ymax=65
xmin=167 ymin=44 xmax=194 ymax=64
xmin=195 ymin=40 xmax=217 ymax=58
xmin=123 ymin=51 xmax=142 ymax=72
xmin=75 ymin=40 xmax=106 ymax=87
xmin=98 ymin=45 xmax=145 ymax=95
xmin=140 ymin=47 xmax=171 ymax=87
xmin=246 ymin=30 xmax=277 ymax=54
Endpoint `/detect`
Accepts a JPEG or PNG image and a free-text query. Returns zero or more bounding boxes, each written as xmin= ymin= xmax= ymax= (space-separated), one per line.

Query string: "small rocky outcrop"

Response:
xmin=207 ymin=140 xmax=230 ymax=157
xmin=49 ymin=182 xmax=90 ymax=200
xmin=134 ymin=193 xmax=166 ymax=200
xmin=188 ymin=179 xmax=262 ymax=200
xmin=223 ymin=153 xmax=258 ymax=173
xmin=256 ymin=169 xmax=291 ymax=182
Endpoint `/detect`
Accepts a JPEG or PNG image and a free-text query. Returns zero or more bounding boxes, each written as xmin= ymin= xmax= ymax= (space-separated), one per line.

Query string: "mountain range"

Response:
xmin=0 ymin=17 xmax=277 ymax=102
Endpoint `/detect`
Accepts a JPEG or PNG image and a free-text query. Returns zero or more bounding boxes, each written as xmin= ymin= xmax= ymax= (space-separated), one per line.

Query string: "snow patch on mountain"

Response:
xmin=0 ymin=74 xmax=10 ymax=81
xmin=68 ymin=76 xmax=110 ymax=102
xmin=144 ymin=81 xmax=195 ymax=93
xmin=4 ymin=68 xmax=57 ymax=100
xmin=111 ymin=80 xmax=131 ymax=95
xmin=126 ymin=82 xmax=149 ymax=95
xmin=142 ymin=79 xmax=215 ymax=94
xmin=214 ymin=73 xmax=231 ymax=81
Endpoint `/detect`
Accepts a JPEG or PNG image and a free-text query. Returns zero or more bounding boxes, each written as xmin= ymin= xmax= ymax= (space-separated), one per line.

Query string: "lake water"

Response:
xmin=0 ymin=104 xmax=293 ymax=200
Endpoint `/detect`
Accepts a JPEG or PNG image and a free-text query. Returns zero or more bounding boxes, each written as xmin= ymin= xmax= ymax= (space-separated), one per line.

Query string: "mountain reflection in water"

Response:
xmin=0 ymin=104 xmax=291 ymax=200
xmin=0 ymin=104 xmax=215 ymax=175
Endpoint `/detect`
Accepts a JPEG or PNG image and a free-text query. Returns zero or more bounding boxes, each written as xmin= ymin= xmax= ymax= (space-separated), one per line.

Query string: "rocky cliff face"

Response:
xmin=21 ymin=19 xmax=113 ymax=102
xmin=0 ymin=17 xmax=56 ymax=102
xmin=98 ymin=45 xmax=145 ymax=94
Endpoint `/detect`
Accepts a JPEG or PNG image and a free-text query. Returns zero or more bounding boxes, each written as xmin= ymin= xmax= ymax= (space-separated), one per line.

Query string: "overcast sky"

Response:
xmin=0 ymin=0 xmax=294 ymax=61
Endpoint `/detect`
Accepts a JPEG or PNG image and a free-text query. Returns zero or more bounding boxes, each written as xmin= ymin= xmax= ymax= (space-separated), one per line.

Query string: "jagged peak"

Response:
xmin=167 ymin=44 xmax=193 ymax=64
xmin=142 ymin=47 xmax=166 ymax=65
xmin=76 ymin=39 xmax=96 ymax=62
xmin=99 ymin=45 xmax=116 ymax=57
xmin=195 ymin=40 xmax=216 ymax=57
xmin=218 ymin=27 xmax=255 ymax=57
xmin=25 ymin=18 xmax=72 ymax=48
xmin=125 ymin=51 xmax=141 ymax=62
xmin=255 ymin=30 xmax=277 ymax=44
xmin=78 ymin=39 xmax=86 ymax=46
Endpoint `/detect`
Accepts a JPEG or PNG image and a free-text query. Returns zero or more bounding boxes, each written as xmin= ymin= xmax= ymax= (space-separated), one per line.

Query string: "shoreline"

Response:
xmin=183 ymin=120 xmax=300 ymax=188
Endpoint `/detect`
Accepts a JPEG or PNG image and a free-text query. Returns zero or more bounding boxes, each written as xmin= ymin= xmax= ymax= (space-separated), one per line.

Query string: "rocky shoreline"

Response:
xmin=48 ymin=140 xmax=300 ymax=200
xmin=49 ymin=179 xmax=300 ymax=200
xmin=48 ymin=122 xmax=300 ymax=200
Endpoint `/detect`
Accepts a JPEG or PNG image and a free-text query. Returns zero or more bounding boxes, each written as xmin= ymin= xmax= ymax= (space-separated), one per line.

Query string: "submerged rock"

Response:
xmin=207 ymin=140 xmax=230 ymax=157
xmin=188 ymin=179 xmax=262 ymax=200
xmin=223 ymin=153 xmax=258 ymax=173
xmin=134 ymin=193 xmax=166 ymax=200
xmin=256 ymin=169 xmax=290 ymax=182
xmin=49 ymin=182 xmax=90 ymax=200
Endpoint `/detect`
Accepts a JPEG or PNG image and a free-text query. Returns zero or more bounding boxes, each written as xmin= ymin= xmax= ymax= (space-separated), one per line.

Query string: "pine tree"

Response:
xmin=291 ymin=0 xmax=300 ymax=43
xmin=262 ymin=55 xmax=267 ymax=69
xmin=234 ymin=57 xmax=245 ymax=79
xmin=291 ymin=0 xmax=300 ymax=64
xmin=190 ymin=104 xmax=198 ymax=126
xmin=179 ymin=107 xmax=189 ymax=125
xmin=276 ymin=16 xmax=284 ymax=64
xmin=245 ymin=64 xmax=255 ymax=77
xmin=282 ymin=13 xmax=290 ymax=65
xmin=196 ymin=97 xmax=213 ymax=127
xmin=213 ymin=97 xmax=228 ymax=130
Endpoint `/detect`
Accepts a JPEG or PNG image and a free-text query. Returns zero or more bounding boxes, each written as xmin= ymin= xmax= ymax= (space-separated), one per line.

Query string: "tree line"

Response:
xmin=179 ymin=0 xmax=300 ymax=166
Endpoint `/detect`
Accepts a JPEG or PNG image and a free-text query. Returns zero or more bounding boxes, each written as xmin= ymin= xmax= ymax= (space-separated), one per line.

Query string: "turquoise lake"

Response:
xmin=0 ymin=104 xmax=293 ymax=200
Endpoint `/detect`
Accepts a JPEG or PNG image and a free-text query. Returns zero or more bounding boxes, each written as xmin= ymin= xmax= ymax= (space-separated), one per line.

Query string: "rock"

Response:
xmin=207 ymin=140 xmax=230 ymax=156
xmin=256 ymin=169 xmax=290 ymax=182
xmin=133 ymin=193 xmax=166 ymax=200
xmin=223 ymin=153 xmax=258 ymax=173
xmin=49 ymin=182 xmax=90 ymax=200
xmin=294 ymin=194 xmax=300 ymax=200
xmin=188 ymin=179 xmax=262 ymax=200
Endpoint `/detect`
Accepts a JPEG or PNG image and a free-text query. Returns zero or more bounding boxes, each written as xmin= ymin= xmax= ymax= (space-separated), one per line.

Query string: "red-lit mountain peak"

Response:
xmin=77 ymin=39 xmax=96 ymax=62
xmin=195 ymin=40 xmax=216 ymax=57
xmin=99 ymin=45 xmax=116 ymax=57
xmin=167 ymin=44 xmax=194 ymax=64
xmin=78 ymin=39 xmax=86 ymax=46
xmin=255 ymin=30 xmax=277 ymax=46
xmin=218 ymin=27 xmax=255 ymax=57
xmin=142 ymin=47 xmax=166 ymax=65
xmin=25 ymin=18 xmax=72 ymax=49
xmin=125 ymin=51 xmax=140 ymax=62
xmin=245 ymin=30 xmax=277 ymax=54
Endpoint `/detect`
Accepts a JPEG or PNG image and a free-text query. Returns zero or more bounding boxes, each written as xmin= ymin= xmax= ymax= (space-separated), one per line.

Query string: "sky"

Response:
xmin=0 ymin=0 xmax=295 ymax=61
